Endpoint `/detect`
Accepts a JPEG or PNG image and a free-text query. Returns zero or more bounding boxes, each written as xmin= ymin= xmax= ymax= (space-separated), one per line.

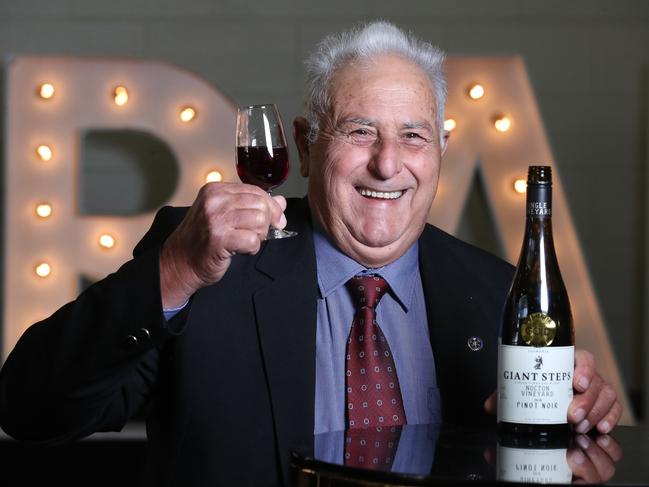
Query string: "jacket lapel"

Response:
xmin=252 ymin=199 xmax=318 ymax=481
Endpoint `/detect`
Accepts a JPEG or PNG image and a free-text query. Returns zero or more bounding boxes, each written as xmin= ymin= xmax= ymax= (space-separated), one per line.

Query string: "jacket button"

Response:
xmin=125 ymin=334 xmax=138 ymax=348
xmin=136 ymin=328 xmax=151 ymax=341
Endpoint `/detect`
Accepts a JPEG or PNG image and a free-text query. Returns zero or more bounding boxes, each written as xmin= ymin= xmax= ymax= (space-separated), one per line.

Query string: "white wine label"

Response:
xmin=497 ymin=445 xmax=572 ymax=484
xmin=498 ymin=343 xmax=574 ymax=424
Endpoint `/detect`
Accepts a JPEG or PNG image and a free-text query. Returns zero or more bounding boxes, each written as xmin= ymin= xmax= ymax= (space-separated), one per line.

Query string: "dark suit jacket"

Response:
xmin=0 ymin=198 xmax=514 ymax=486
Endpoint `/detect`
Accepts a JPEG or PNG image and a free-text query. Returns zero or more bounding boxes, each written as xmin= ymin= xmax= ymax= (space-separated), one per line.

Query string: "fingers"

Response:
xmin=222 ymin=207 xmax=274 ymax=240
xmin=595 ymin=434 xmax=623 ymax=462
xmin=199 ymin=189 xmax=279 ymax=255
xmin=200 ymin=183 xmax=283 ymax=235
xmin=595 ymin=400 xmax=623 ymax=435
xmin=573 ymin=349 xmax=595 ymax=393
xmin=568 ymin=349 xmax=623 ymax=434
xmin=568 ymin=434 xmax=619 ymax=483
xmin=206 ymin=180 xmax=270 ymax=198
xmin=581 ymin=381 xmax=617 ymax=433
xmin=569 ymin=373 xmax=602 ymax=432
xmin=204 ymin=183 xmax=286 ymax=232
xmin=218 ymin=228 xmax=265 ymax=256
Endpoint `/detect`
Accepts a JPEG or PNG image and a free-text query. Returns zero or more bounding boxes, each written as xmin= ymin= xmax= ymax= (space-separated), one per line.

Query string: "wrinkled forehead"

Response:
xmin=326 ymin=54 xmax=438 ymax=122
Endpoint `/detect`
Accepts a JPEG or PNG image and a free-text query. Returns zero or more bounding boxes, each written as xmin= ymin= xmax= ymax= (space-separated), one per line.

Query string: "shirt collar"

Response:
xmin=312 ymin=219 xmax=419 ymax=312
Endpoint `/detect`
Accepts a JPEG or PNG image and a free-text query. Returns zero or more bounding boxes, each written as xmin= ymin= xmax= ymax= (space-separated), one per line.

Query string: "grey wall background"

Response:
xmin=0 ymin=0 xmax=647 ymax=421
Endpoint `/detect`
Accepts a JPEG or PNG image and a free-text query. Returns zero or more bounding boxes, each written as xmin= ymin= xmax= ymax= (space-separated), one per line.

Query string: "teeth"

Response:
xmin=358 ymin=188 xmax=403 ymax=200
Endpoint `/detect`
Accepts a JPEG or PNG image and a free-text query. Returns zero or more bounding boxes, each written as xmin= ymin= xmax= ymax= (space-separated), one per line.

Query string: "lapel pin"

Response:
xmin=467 ymin=336 xmax=484 ymax=352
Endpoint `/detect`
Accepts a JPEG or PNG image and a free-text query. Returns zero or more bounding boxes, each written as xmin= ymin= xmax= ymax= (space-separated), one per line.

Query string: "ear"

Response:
xmin=293 ymin=117 xmax=311 ymax=177
xmin=440 ymin=129 xmax=450 ymax=157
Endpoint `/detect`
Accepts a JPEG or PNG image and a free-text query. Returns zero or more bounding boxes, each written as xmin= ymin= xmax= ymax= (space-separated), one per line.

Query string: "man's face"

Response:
xmin=295 ymin=54 xmax=449 ymax=267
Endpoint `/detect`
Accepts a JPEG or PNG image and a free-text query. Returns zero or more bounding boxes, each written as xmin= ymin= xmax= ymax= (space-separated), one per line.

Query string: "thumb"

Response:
xmin=484 ymin=391 xmax=497 ymax=415
xmin=272 ymin=194 xmax=287 ymax=211
xmin=271 ymin=195 xmax=288 ymax=229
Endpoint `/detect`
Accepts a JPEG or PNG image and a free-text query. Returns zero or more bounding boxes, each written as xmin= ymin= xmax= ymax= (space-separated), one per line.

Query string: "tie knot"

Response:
xmin=347 ymin=274 xmax=389 ymax=310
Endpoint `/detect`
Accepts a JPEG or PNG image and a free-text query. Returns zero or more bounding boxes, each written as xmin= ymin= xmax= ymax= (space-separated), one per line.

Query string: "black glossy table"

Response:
xmin=290 ymin=424 xmax=649 ymax=486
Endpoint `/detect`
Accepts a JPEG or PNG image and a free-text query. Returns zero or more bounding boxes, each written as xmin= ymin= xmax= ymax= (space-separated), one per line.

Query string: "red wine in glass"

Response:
xmin=236 ymin=104 xmax=297 ymax=239
xmin=236 ymin=146 xmax=289 ymax=192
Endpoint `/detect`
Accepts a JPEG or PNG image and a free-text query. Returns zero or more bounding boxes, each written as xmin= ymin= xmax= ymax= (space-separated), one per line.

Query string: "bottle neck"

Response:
xmin=526 ymin=184 xmax=552 ymax=218
xmin=523 ymin=183 xmax=557 ymax=260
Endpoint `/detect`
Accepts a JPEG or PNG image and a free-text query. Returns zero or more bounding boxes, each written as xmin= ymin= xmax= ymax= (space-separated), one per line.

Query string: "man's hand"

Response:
xmin=159 ymin=182 xmax=287 ymax=308
xmin=568 ymin=434 xmax=622 ymax=483
xmin=568 ymin=349 xmax=622 ymax=434
xmin=483 ymin=349 xmax=623 ymax=434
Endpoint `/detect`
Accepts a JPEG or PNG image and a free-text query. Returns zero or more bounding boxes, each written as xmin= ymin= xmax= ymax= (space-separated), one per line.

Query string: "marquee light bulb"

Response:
xmin=180 ymin=106 xmax=196 ymax=122
xmin=468 ymin=83 xmax=485 ymax=100
xmin=205 ymin=170 xmax=223 ymax=183
xmin=98 ymin=233 xmax=115 ymax=249
xmin=35 ymin=203 xmax=53 ymax=218
xmin=444 ymin=118 xmax=457 ymax=132
xmin=494 ymin=115 xmax=512 ymax=132
xmin=38 ymin=83 xmax=55 ymax=100
xmin=36 ymin=144 xmax=53 ymax=162
xmin=113 ymin=86 xmax=129 ymax=106
xmin=513 ymin=179 xmax=527 ymax=194
xmin=34 ymin=261 xmax=51 ymax=278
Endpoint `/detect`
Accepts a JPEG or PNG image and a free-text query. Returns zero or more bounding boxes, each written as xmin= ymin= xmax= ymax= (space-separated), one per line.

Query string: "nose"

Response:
xmin=368 ymin=136 xmax=403 ymax=180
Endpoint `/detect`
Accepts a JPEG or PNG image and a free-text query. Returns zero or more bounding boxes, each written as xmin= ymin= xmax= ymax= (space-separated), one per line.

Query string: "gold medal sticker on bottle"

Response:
xmin=520 ymin=312 xmax=557 ymax=346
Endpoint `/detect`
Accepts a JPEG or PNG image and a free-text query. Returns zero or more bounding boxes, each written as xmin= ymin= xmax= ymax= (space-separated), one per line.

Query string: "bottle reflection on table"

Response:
xmin=497 ymin=434 xmax=573 ymax=484
xmin=494 ymin=432 xmax=622 ymax=484
xmin=310 ymin=425 xmax=623 ymax=484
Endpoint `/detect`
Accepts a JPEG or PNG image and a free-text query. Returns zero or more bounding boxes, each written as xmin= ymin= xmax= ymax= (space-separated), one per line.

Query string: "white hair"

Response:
xmin=303 ymin=20 xmax=447 ymax=142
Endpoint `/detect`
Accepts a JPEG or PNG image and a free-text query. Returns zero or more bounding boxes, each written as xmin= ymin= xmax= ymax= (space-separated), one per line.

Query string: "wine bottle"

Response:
xmin=497 ymin=165 xmax=575 ymax=436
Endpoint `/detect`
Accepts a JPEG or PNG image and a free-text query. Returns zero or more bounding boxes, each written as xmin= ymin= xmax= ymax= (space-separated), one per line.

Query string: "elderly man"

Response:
xmin=0 ymin=21 xmax=621 ymax=486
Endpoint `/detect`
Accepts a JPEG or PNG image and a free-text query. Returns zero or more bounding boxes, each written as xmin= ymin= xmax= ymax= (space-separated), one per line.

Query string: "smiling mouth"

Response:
xmin=357 ymin=187 xmax=404 ymax=200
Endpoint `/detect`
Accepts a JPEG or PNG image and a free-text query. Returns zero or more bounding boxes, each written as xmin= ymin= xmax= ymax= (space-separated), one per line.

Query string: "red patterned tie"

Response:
xmin=344 ymin=425 xmax=403 ymax=470
xmin=345 ymin=274 xmax=406 ymax=429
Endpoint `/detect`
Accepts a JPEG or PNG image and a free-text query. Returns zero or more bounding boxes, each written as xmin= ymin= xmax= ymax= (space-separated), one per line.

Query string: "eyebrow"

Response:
xmin=341 ymin=118 xmax=434 ymax=132
xmin=340 ymin=117 xmax=377 ymax=126
xmin=403 ymin=121 xmax=434 ymax=131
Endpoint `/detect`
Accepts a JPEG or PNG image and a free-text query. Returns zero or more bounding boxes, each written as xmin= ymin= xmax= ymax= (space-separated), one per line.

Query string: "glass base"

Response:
xmin=267 ymin=227 xmax=297 ymax=239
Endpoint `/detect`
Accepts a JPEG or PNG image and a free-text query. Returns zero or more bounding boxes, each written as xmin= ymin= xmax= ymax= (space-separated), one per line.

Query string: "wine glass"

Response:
xmin=236 ymin=104 xmax=297 ymax=239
